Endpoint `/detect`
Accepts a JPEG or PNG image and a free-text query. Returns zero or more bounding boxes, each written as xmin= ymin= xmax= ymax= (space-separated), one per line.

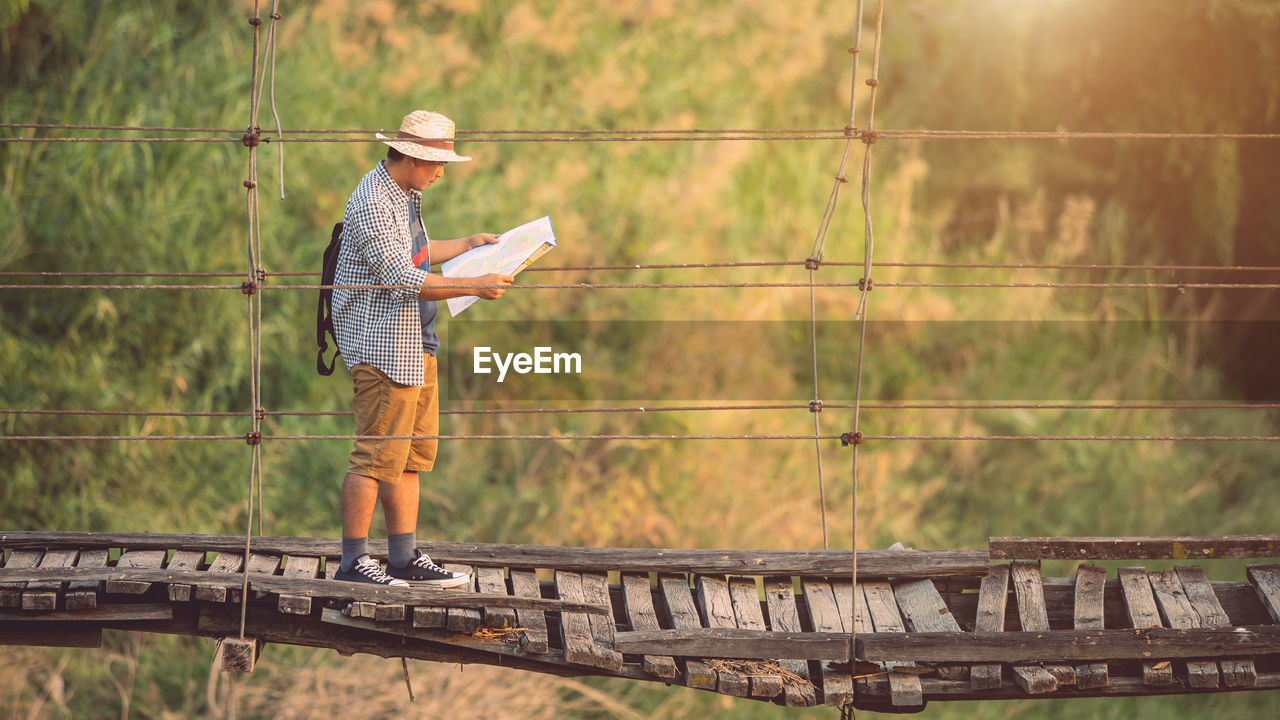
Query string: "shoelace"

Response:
xmin=355 ymin=559 xmax=398 ymax=583
xmin=411 ymin=554 xmax=452 ymax=575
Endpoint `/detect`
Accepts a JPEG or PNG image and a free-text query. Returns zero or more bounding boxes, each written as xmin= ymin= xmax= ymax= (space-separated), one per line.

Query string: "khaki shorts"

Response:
xmin=346 ymin=354 xmax=438 ymax=484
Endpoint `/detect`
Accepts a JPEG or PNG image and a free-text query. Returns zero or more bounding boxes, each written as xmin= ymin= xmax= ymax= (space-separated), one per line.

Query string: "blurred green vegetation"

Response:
xmin=2 ymin=0 xmax=1279 ymax=717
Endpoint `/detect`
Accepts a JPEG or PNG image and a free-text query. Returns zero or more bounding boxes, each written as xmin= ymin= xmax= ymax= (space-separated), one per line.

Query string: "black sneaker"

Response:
xmin=332 ymin=555 xmax=409 ymax=587
xmin=385 ymin=549 xmax=471 ymax=588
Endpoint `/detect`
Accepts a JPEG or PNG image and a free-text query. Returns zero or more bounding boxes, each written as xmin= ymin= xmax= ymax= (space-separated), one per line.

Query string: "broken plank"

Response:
xmin=66 ymin=549 xmax=107 ymax=610
xmin=727 ymin=576 xmax=784 ymax=699
xmin=196 ymin=551 xmax=244 ymax=603
xmin=23 ymin=550 xmax=77 ymax=611
xmin=894 ymin=577 xmax=969 ymax=682
xmin=1177 ymin=566 xmax=1256 ymax=687
xmin=1073 ymin=564 xmax=1110 ymax=689
xmin=278 ymin=555 xmax=322 ymax=615
xmin=762 ymin=576 xmax=818 ymax=707
xmin=800 ymin=578 xmax=854 ymax=706
xmin=106 ymin=549 xmax=166 ymax=595
xmin=620 ymin=573 xmax=678 ymax=679
xmin=861 ymin=581 xmax=924 ymax=707
xmin=1008 ymin=562 xmax=1062 ymax=694
xmin=475 ymin=567 xmax=517 ymax=630
xmin=580 ymin=572 xmax=617 ymax=649
xmin=165 ymin=550 xmax=205 ymax=603
xmin=1119 ymin=567 xmax=1177 ymax=686
xmin=1149 ymin=569 xmax=1219 ymax=689
xmin=1247 ymin=565 xmax=1280 ymax=624
xmin=555 ymin=570 xmax=622 ymax=672
xmin=658 ymin=573 xmax=717 ymax=691
xmin=0 ymin=551 xmax=43 ymax=607
xmin=970 ymin=564 xmax=1009 ymax=690
xmin=508 ymin=569 xmax=549 ymax=654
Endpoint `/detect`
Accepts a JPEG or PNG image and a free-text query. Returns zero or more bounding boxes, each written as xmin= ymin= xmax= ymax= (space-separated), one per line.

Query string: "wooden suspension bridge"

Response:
xmin=3 ymin=532 xmax=1280 ymax=712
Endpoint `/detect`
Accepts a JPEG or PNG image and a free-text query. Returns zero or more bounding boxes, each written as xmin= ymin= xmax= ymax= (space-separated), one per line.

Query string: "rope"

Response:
xmin=4 ymin=433 xmax=1278 ymax=442
xmin=7 ymin=130 xmax=1280 ymax=144
xmin=845 ymin=0 xmax=885 ymax=701
xmin=8 ymin=280 xmax=1280 ymax=292
xmin=5 ymin=401 xmax=1275 ymax=420
xmin=4 ymin=260 xmax=1277 ymax=280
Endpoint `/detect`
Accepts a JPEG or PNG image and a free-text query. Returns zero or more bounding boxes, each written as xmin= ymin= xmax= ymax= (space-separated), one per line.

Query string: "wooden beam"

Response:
xmin=970 ymin=564 xmax=1009 ymax=690
xmin=857 ymin=626 xmax=1280 ymax=663
xmin=991 ymin=536 xmax=1280 ymax=561
xmin=0 ymin=567 xmax=609 ymax=614
xmin=0 ymin=603 xmax=173 ymax=621
xmin=0 ymin=531 xmax=988 ymax=577
xmin=614 ymin=628 xmax=850 ymax=660
xmin=1072 ymin=564 xmax=1110 ymax=689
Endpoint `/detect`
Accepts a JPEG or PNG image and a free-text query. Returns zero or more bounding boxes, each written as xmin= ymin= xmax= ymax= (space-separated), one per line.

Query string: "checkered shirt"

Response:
xmin=333 ymin=161 xmax=430 ymax=386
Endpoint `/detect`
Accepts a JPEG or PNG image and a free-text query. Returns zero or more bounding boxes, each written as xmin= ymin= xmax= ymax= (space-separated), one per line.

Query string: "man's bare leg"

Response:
xmin=382 ymin=471 xmax=420 ymax=568
xmin=338 ymin=472 xmax=379 ymax=572
xmin=380 ymin=471 xmax=420 ymax=534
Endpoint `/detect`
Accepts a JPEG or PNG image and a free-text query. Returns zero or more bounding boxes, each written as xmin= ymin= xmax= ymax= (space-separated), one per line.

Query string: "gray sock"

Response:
xmin=388 ymin=531 xmax=417 ymax=568
xmin=339 ymin=537 xmax=368 ymax=572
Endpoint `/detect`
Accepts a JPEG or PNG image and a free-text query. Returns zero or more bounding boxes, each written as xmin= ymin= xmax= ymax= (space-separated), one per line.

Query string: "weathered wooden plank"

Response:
xmin=475 ymin=566 xmax=518 ymax=630
xmin=165 ymin=550 xmax=205 ymax=603
xmin=0 ymin=550 xmax=43 ymax=607
xmin=580 ymin=572 xmax=616 ymax=648
xmin=277 ymin=555 xmax=322 ymax=615
xmin=1072 ymin=564 xmax=1110 ymax=689
xmin=66 ymin=549 xmax=108 ymax=610
xmin=657 ymin=573 xmax=717 ymax=691
xmin=1177 ymin=566 xmax=1256 ymax=687
xmin=23 ymin=550 xmax=77 ymax=610
xmin=970 ymin=564 xmax=1009 ymax=690
xmin=106 ymin=549 xmax=167 ymax=595
xmin=855 ymin=626 xmax=1280 ymax=662
xmin=695 ymin=575 xmax=750 ymax=697
xmin=620 ymin=573 xmax=678 ymax=679
xmin=0 ymin=566 xmax=609 ymax=613
xmin=727 ymin=577 xmax=784 ymax=699
xmin=1118 ymin=567 xmax=1175 ymax=687
xmin=1009 ymin=561 xmax=1073 ymax=689
xmin=991 ymin=535 xmax=1280 ymax=560
xmin=196 ymin=551 xmax=244 ymax=603
xmin=443 ymin=564 xmax=481 ymax=633
xmin=244 ymin=553 xmax=283 ymax=601
xmin=0 ymin=603 xmax=173 ymax=622
xmin=0 ymin=532 xmax=991 ymax=577
xmin=408 ymin=555 xmax=449 ymax=629
xmin=800 ymin=578 xmax=854 ymax=706
xmin=555 ymin=571 xmax=622 ymax=672
xmin=508 ymin=569 xmax=549 ymax=654
xmin=1149 ymin=569 xmax=1219 ymax=688
xmin=860 ymin=581 xmax=925 ymax=706
xmin=1247 ymin=564 xmax=1280 ymax=624
xmin=762 ymin=576 xmax=817 ymax=707
xmin=893 ymin=577 xmax=969 ymax=682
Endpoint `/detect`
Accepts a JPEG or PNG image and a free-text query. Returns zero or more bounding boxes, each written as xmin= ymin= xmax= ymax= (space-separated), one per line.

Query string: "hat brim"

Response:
xmin=377 ymin=133 xmax=471 ymax=163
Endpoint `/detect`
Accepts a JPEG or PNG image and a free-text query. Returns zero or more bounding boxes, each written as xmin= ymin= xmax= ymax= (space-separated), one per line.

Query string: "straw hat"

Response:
xmin=377 ymin=110 xmax=471 ymax=163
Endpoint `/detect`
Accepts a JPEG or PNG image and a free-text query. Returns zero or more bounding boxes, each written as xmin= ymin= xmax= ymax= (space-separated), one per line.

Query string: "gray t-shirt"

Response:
xmin=408 ymin=203 xmax=440 ymax=356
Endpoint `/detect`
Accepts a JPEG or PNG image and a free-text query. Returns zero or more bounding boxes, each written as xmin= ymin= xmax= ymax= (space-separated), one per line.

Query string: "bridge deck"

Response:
xmin=2 ymin=532 xmax=1279 ymax=712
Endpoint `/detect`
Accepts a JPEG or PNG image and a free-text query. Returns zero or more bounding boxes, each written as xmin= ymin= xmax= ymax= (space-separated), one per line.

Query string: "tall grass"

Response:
xmin=3 ymin=1 xmax=1278 ymax=717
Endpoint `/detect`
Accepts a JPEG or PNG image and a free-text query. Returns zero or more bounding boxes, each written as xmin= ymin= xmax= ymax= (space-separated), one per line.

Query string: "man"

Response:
xmin=331 ymin=110 xmax=512 ymax=587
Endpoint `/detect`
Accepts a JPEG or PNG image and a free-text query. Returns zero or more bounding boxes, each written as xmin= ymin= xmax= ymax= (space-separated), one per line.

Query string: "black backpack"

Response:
xmin=316 ymin=222 xmax=343 ymax=376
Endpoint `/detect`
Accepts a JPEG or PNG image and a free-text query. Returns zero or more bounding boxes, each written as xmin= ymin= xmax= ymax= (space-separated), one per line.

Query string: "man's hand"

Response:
xmin=472 ymin=273 xmax=513 ymax=300
xmin=469 ymin=233 xmax=500 ymax=249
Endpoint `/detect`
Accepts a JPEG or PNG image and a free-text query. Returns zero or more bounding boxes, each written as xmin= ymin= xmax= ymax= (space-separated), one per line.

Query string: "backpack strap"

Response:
xmin=317 ymin=222 xmax=344 ymax=376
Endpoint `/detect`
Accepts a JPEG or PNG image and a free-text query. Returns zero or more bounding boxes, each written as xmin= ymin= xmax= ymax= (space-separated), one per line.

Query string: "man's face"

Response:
xmin=411 ymin=159 xmax=446 ymax=190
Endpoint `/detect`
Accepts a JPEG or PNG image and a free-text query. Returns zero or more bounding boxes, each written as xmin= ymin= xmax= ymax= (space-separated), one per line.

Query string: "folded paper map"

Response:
xmin=442 ymin=216 xmax=556 ymax=317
